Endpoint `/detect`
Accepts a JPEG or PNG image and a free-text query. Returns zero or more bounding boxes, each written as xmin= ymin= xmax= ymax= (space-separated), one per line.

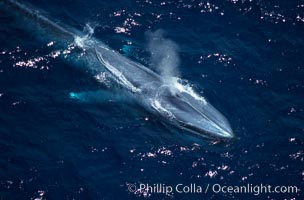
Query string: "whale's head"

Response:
xmin=150 ymin=85 xmax=233 ymax=139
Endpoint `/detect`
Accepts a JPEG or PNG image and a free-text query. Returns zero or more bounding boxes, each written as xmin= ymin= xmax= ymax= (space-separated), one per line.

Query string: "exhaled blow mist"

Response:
xmin=146 ymin=30 xmax=180 ymax=82
xmin=145 ymin=30 xmax=206 ymax=101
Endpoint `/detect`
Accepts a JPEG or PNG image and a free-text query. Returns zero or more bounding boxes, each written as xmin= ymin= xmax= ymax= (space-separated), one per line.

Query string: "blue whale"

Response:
xmin=2 ymin=0 xmax=234 ymax=139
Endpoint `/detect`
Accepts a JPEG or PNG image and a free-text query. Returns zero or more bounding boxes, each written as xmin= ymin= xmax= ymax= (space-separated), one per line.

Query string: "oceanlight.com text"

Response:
xmin=127 ymin=183 xmax=300 ymax=196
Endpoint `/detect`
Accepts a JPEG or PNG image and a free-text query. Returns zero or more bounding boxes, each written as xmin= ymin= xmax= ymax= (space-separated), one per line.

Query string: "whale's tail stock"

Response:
xmin=1 ymin=0 xmax=76 ymax=44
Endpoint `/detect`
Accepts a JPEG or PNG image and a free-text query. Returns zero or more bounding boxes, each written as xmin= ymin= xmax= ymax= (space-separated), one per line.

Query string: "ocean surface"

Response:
xmin=0 ymin=0 xmax=303 ymax=199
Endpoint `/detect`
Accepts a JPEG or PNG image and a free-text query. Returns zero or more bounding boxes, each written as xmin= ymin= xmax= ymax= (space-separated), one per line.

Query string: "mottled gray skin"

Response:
xmin=2 ymin=0 xmax=233 ymax=139
xmin=94 ymin=44 xmax=233 ymax=138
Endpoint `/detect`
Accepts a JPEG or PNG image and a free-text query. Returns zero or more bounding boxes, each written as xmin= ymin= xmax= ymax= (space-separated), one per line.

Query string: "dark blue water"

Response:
xmin=0 ymin=0 xmax=303 ymax=199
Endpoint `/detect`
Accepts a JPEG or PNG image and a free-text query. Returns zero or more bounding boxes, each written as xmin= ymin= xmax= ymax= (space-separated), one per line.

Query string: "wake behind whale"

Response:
xmin=2 ymin=0 xmax=234 ymax=139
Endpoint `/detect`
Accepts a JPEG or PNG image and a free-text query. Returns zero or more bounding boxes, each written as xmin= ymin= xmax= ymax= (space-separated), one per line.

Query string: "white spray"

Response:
xmin=146 ymin=30 xmax=206 ymax=103
xmin=146 ymin=30 xmax=180 ymax=81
